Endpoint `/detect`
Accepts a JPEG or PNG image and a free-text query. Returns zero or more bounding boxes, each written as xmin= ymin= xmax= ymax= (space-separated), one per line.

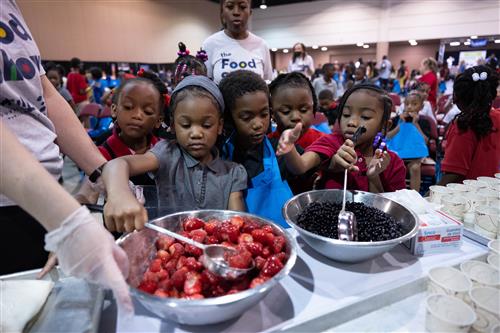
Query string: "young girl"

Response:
xmin=102 ymin=75 xmax=247 ymax=232
xmin=268 ymin=72 xmax=325 ymax=193
xmin=173 ymin=42 xmax=208 ymax=86
xmin=439 ymin=65 xmax=500 ymax=184
xmin=45 ymin=62 xmax=76 ymax=111
xmin=387 ymin=91 xmax=430 ymax=192
xmin=277 ymin=84 xmax=406 ymax=193
xmin=219 ymin=70 xmax=293 ymax=227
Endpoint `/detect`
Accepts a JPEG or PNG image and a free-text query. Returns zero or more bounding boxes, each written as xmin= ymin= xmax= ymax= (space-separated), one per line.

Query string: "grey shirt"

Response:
xmin=149 ymin=140 xmax=247 ymax=211
xmin=313 ymin=76 xmax=338 ymax=99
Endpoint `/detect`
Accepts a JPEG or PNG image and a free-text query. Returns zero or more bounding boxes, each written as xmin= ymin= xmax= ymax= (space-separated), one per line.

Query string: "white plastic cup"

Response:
xmin=460 ymin=260 xmax=500 ymax=289
xmin=447 ymin=183 xmax=470 ymax=194
xmin=441 ymin=194 xmax=467 ymax=220
xmin=478 ymin=188 xmax=500 ymax=206
xmin=487 ymin=254 xmax=499 ymax=270
xmin=425 ymin=294 xmax=477 ymax=333
xmin=464 ymin=179 xmax=488 ymax=191
xmin=475 ymin=206 xmax=500 ymax=236
xmin=475 ymin=224 xmax=497 ymax=240
xmin=429 ymin=185 xmax=453 ymax=204
xmin=428 ymin=266 xmax=473 ymax=301
xmin=477 ymin=176 xmax=500 ymax=187
xmin=469 ymin=287 xmax=500 ymax=333
xmin=491 ymin=324 xmax=500 ymax=333
xmin=489 ymin=240 xmax=500 ymax=255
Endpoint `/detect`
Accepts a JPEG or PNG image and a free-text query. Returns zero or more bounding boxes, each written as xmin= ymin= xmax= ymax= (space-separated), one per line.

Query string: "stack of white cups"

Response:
xmin=428 ymin=174 xmax=500 ymax=239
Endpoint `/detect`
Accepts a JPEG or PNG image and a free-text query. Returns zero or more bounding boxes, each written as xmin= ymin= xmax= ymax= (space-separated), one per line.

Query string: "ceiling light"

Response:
xmin=449 ymin=41 xmax=460 ymax=46
xmin=356 ymin=42 xmax=364 ymax=47
xmin=283 ymin=49 xmax=289 ymax=53
xmin=259 ymin=0 xmax=267 ymax=9
xmin=408 ymin=39 xmax=416 ymax=43
xmin=312 ymin=45 xmax=319 ymax=49
xmin=495 ymin=39 xmax=500 ymax=44
xmin=321 ymin=46 xmax=328 ymax=51
xmin=470 ymin=35 xmax=478 ymax=39
xmin=464 ymin=41 xmax=471 ymax=46
xmin=363 ymin=44 xmax=369 ymax=48
xmin=271 ymin=48 xmax=277 ymax=52
xmin=410 ymin=42 xmax=418 ymax=46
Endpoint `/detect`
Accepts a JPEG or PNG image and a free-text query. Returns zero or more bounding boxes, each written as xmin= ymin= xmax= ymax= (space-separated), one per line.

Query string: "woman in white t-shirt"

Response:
xmin=202 ymin=0 xmax=273 ymax=84
xmin=288 ymin=43 xmax=314 ymax=79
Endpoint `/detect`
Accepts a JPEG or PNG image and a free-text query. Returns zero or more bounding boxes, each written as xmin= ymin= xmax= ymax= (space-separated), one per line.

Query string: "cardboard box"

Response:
xmin=404 ymin=210 xmax=463 ymax=256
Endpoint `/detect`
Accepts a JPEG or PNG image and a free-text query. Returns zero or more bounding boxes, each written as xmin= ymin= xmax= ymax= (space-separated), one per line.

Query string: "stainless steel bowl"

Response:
xmin=116 ymin=210 xmax=297 ymax=325
xmin=282 ymin=190 xmax=418 ymax=263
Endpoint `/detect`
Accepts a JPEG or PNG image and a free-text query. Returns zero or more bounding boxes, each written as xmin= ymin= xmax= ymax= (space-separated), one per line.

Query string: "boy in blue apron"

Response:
xmin=219 ymin=70 xmax=295 ymax=227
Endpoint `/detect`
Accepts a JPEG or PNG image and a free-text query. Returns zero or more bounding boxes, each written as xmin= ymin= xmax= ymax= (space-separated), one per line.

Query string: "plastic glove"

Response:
xmin=44 ymin=206 xmax=133 ymax=315
xmin=276 ymin=122 xmax=302 ymax=156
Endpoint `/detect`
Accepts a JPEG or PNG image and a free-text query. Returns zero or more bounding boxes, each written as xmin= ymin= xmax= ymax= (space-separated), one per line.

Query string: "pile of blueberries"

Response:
xmin=296 ymin=201 xmax=404 ymax=241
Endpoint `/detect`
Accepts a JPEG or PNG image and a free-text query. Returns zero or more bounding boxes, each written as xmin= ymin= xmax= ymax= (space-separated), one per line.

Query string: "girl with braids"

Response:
xmin=173 ymin=42 xmax=208 ymax=86
xmin=439 ymin=65 xmax=500 ymax=184
xmin=268 ymin=72 xmax=325 ymax=193
xmin=277 ymin=84 xmax=406 ymax=193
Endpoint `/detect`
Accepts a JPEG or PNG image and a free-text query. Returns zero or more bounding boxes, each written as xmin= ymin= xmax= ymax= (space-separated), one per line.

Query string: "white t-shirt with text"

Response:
xmin=202 ymin=31 xmax=273 ymax=84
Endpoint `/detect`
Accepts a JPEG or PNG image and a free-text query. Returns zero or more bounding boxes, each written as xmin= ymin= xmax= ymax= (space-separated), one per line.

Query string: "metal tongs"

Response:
xmin=338 ymin=126 xmax=366 ymax=241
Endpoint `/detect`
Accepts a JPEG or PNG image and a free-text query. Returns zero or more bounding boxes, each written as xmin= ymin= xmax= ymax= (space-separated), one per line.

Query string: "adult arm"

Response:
xmin=42 ymin=75 xmax=106 ymax=175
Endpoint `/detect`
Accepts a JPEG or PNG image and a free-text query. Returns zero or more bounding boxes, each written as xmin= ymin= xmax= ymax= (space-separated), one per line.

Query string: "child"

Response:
xmin=268 ymin=72 xmax=326 ymax=193
xmin=66 ymin=57 xmax=88 ymax=105
xmin=318 ymin=89 xmax=339 ymax=128
xmin=386 ymin=91 xmax=430 ymax=192
xmin=101 ymin=75 xmax=247 ymax=232
xmin=45 ymin=62 xmax=76 ymax=111
xmin=277 ymin=84 xmax=406 ymax=193
xmin=173 ymin=42 xmax=208 ymax=86
xmin=219 ymin=70 xmax=293 ymax=227
xmin=439 ymin=65 xmax=500 ymax=184
xmin=398 ymin=82 xmax=436 ymax=124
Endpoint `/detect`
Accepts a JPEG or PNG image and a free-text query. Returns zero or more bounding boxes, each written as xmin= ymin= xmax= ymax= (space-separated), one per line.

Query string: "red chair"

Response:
xmin=98 ymin=106 xmax=112 ymax=118
xmin=78 ymin=103 xmax=101 ymax=129
xmin=388 ymin=93 xmax=401 ymax=107
xmin=493 ymin=96 xmax=500 ymax=109
xmin=436 ymin=95 xmax=452 ymax=115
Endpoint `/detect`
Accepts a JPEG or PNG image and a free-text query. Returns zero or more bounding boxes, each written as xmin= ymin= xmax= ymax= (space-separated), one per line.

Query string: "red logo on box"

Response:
xmin=418 ymin=235 xmax=441 ymax=242
xmin=441 ymin=235 xmax=460 ymax=242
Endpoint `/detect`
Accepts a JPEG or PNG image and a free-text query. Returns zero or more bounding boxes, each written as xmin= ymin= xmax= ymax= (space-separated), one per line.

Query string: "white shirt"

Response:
xmin=312 ymin=76 xmax=337 ymax=99
xmin=443 ymin=104 xmax=461 ymax=124
xmin=202 ymin=31 xmax=273 ymax=84
xmin=288 ymin=54 xmax=314 ymax=79
xmin=379 ymin=59 xmax=392 ymax=79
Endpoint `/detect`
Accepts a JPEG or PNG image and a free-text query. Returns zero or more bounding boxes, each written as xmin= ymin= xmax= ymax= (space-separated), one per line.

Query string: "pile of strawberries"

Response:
xmin=137 ymin=215 xmax=288 ymax=299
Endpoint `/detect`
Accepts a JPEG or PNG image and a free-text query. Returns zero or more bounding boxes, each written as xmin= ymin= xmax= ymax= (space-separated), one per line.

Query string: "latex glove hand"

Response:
xmin=104 ymin=188 xmax=148 ymax=233
xmin=44 ymin=206 xmax=133 ymax=315
xmin=332 ymin=139 xmax=359 ymax=172
xmin=276 ymin=122 xmax=302 ymax=156
xmin=367 ymin=149 xmax=391 ymax=177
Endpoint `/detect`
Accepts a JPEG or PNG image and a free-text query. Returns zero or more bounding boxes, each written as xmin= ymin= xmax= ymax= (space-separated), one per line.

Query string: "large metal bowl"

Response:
xmin=116 ymin=210 xmax=297 ymax=325
xmin=282 ymin=190 xmax=418 ymax=263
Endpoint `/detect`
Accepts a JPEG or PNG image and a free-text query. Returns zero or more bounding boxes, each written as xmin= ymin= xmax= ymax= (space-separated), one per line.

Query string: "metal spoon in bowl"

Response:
xmin=145 ymin=223 xmax=255 ymax=280
xmin=338 ymin=126 xmax=366 ymax=241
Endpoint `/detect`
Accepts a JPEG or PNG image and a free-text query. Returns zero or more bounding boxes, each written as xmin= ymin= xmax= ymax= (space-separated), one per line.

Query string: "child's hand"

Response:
xmin=276 ymin=122 xmax=302 ymax=156
xmin=103 ymin=192 xmax=148 ymax=233
xmin=411 ymin=112 xmax=419 ymax=124
xmin=367 ymin=149 xmax=391 ymax=177
xmin=333 ymin=139 xmax=359 ymax=172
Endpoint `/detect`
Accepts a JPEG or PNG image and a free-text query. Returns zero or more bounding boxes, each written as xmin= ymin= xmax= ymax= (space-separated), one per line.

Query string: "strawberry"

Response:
xmin=241 ymin=219 xmax=260 ymax=233
xmin=261 ymin=246 xmax=272 ymax=258
xmin=264 ymin=232 xmax=275 ymax=246
xmin=201 ymin=270 xmax=220 ymax=287
xmin=169 ymin=288 xmax=179 ymax=298
xmin=184 ymin=271 xmax=202 ymax=295
xmin=232 ymin=276 xmax=250 ymax=291
xmin=255 ymin=256 xmax=266 ymax=270
xmin=189 ymin=229 xmax=207 ymax=243
xmin=149 ymin=258 xmax=162 ymax=273
xmin=227 ymin=250 xmax=253 ymax=269
xmin=204 ymin=219 xmax=219 ymax=235
xmin=171 ymin=267 xmax=189 ymax=289
xmin=251 ymin=229 xmax=267 ymax=244
xmin=206 ymin=235 xmax=219 ymax=244
xmin=183 ymin=217 xmax=205 ymax=232
xmin=262 ymin=225 xmax=274 ymax=234
xmin=216 ymin=222 xmax=240 ymax=243
xmin=168 ymin=243 xmax=185 ymax=259
xmin=176 ymin=256 xmax=187 ymax=270
xmin=185 ymin=244 xmax=203 ymax=257
xmin=244 ymin=242 xmax=263 ymax=257
xmin=185 ymin=293 xmax=204 ymax=300
xmin=221 ymin=241 xmax=235 ymax=249
xmin=158 ymin=278 xmax=171 ymax=290
xmin=226 ymin=289 xmax=240 ymax=295
xmin=238 ymin=233 xmax=253 ymax=244
xmin=156 ymin=235 xmax=175 ymax=251
xmin=185 ymin=257 xmax=203 ymax=271
xmin=164 ymin=258 xmax=178 ymax=275
xmin=261 ymin=255 xmax=284 ymax=277
xmin=275 ymin=252 xmax=287 ymax=263
xmin=156 ymin=249 xmax=171 ymax=263
xmin=250 ymin=277 xmax=268 ymax=289
xmin=271 ymin=236 xmax=286 ymax=253
xmin=229 ymin=216 xmax=245 ymax=229
xmin=154 ymin=289 xmax=169 ymax=298
xmin=138 ymin=280 xmax=157 ymax=294
xmin=143 ymin=270 xmax=159 ymax=282
xmin=156 ymin=269 xmax=169 ymax=281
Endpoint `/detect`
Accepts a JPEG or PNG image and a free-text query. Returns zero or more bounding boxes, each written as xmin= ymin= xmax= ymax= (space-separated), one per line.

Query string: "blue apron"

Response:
xmin=387 ymin=121 xmax=429 ymax=159
xmin=224 ymin=137 xmax=293 ymax=228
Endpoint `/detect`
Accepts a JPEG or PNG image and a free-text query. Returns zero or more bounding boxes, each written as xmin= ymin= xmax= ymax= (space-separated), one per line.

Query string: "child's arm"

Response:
xmin=328 ymin=139 xmax=359 ymax=172
xmin=102 ymin=152 xmax=159 ymax=232
xmin=276 ymin=123 xmax=322 ymax=175
xmin=386 ymin=115 xmax=403 ymax=139
xmin=411 ymin=113 xmax=429 ymax=143
xmin=228 ymin=191 xmax=246 ymax=211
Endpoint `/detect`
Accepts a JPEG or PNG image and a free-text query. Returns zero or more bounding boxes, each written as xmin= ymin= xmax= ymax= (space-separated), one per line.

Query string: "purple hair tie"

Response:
xmin=177 ymin=49 xmax=190 ymax=57
xmin=196 ymin=49 xmax=208 ymax=62
xmin=373 ymin=132 xmax=387 ymax=151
